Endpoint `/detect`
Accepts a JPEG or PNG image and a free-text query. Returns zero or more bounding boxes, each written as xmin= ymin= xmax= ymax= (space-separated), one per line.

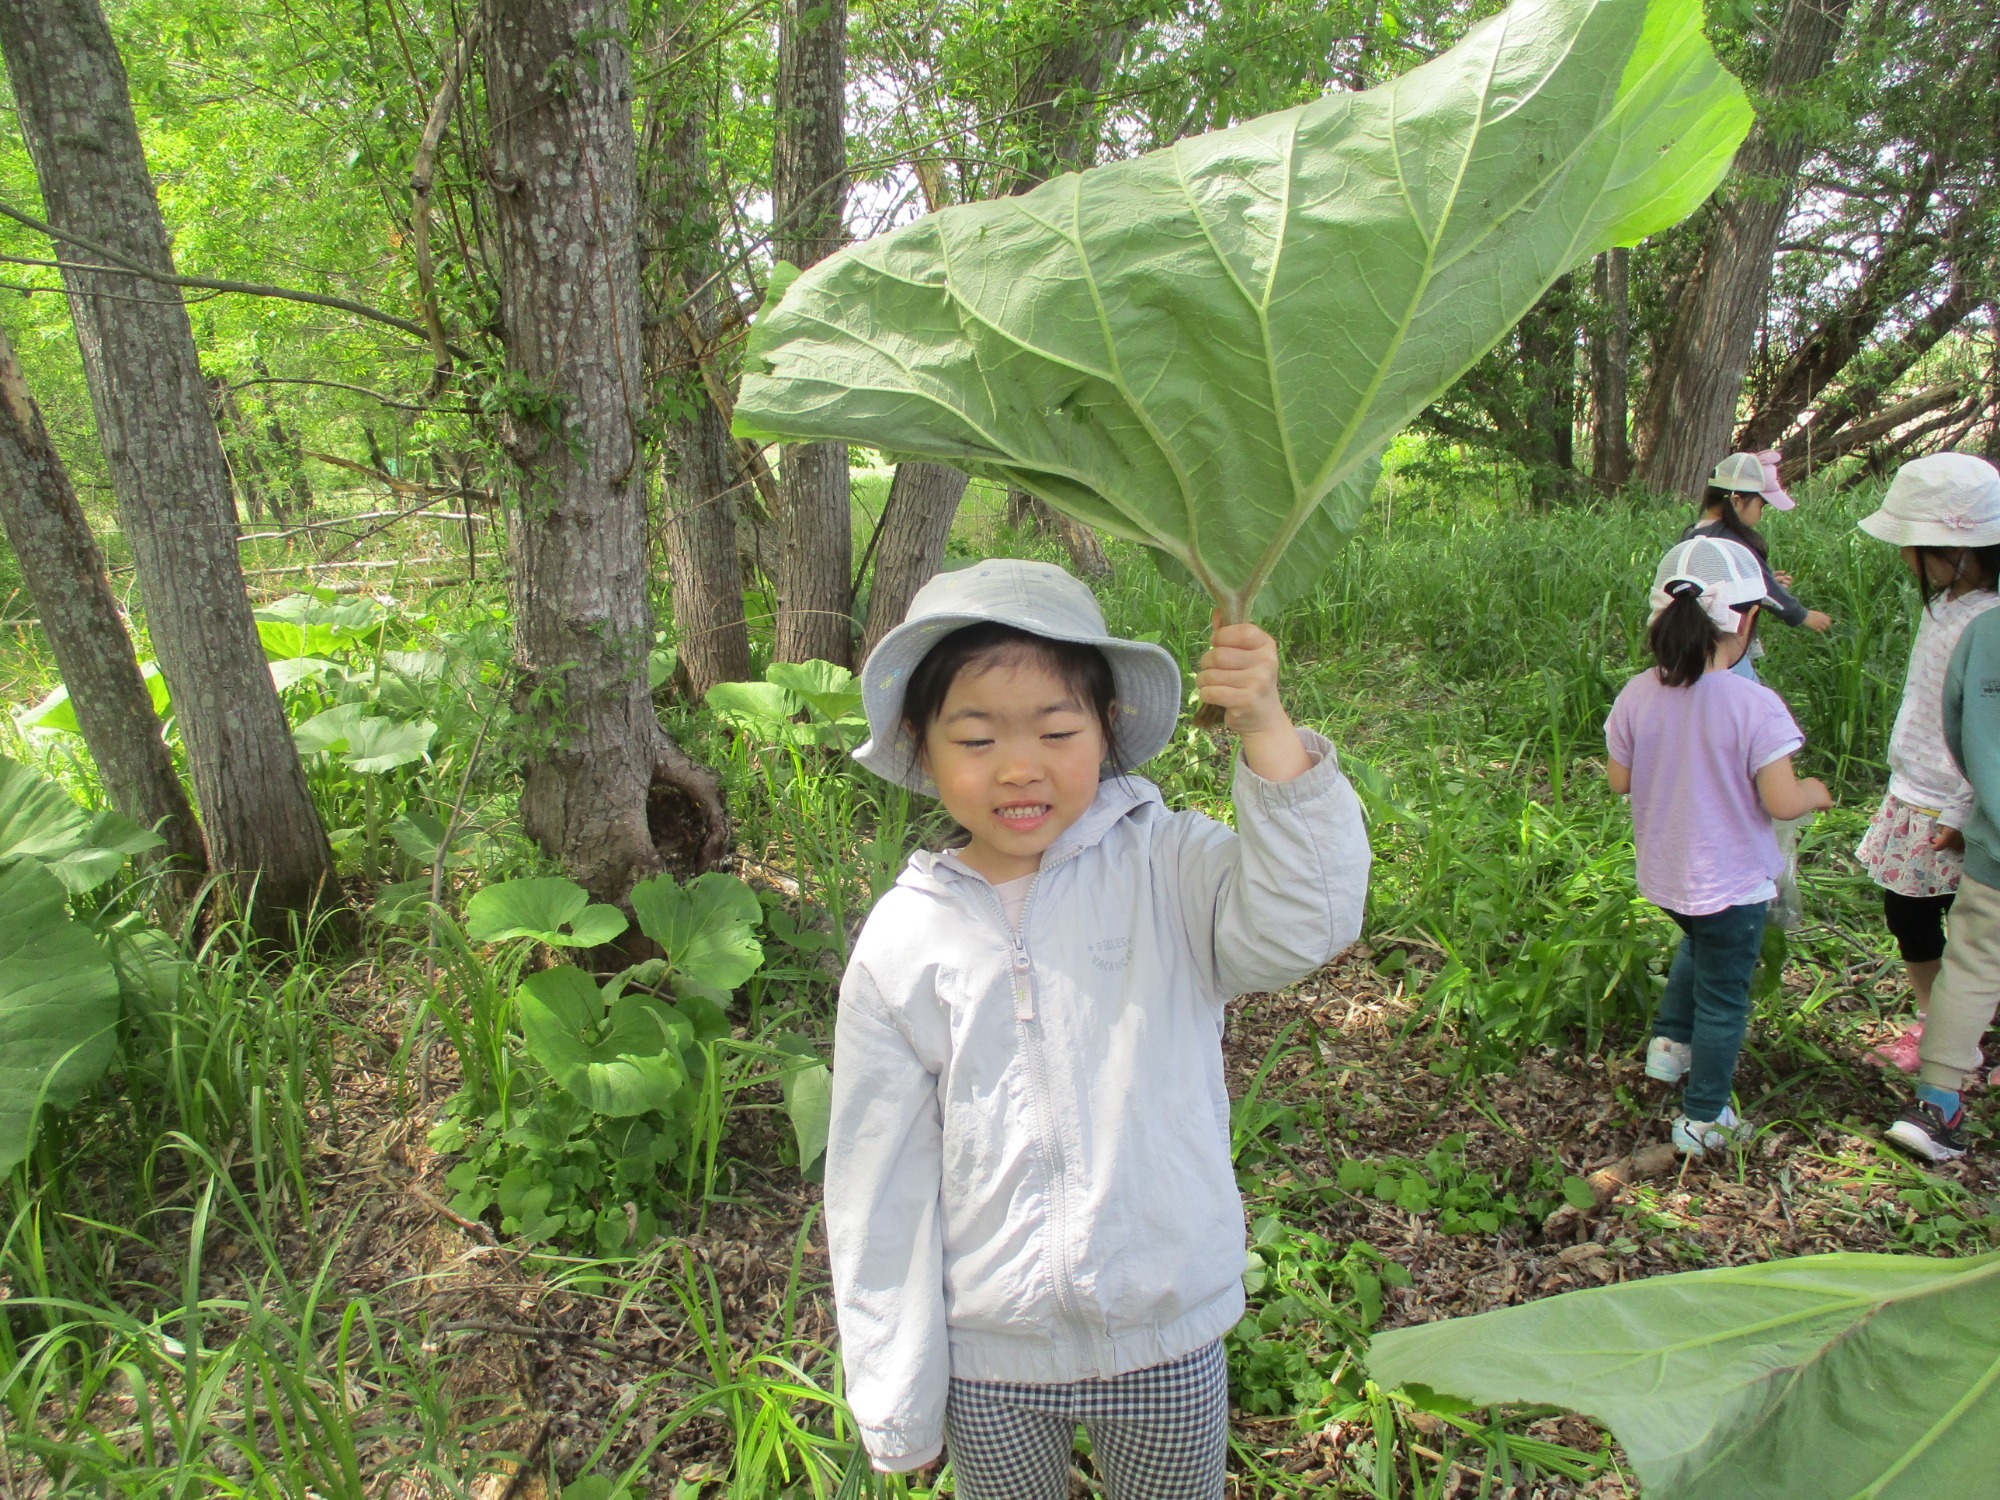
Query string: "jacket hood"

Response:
xmin=900 ymin=774 xmax=1166 ymax=892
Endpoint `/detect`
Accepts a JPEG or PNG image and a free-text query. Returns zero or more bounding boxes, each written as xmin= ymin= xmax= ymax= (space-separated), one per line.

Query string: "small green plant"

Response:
xmin=430 ymin=871 xmax=832 ymax=1250
xmin=1333 ymin=1136 xmax=1554 ymax=1237
xmin=1230 ymin=1214 xmax=1411 ymax=1417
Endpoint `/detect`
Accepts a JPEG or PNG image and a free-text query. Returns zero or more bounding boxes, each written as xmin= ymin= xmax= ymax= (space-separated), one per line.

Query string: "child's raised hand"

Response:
xmin=1198 ymin=614 xmax=1311 ymax=781
xmin=1197 ymin=615 xmax=1286 ymax=730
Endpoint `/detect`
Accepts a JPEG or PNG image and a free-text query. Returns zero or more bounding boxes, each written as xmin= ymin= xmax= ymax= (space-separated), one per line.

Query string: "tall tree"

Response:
xmin=482 ymin=0 xmax=727 ymax=896
xmin=0 ymin=0 xmax=334 ymax=926
xmin=770 ymin=0 xmax=854 ymax=667
xmin=1635 ymin=0 xmax=1854 ymax=500
xmin=640 ymin=10 xmax=753 ymax=699
xmin=0 ymin=326 xmax=205 ymax=891
xmin=1590 ymin=248 xmax=1632 ymax=490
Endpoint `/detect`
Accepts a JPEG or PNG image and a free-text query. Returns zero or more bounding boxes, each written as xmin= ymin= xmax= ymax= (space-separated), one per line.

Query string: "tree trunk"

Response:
xmin=0 ymin=0 xmax=334 ymax=927
xmin=1590 ymin=249 xmax=1631 ymax=491
xmin=863 ymin=462 xmax=968 ymax=656
xmin=771 ymin=0 xmax=852 ymax=668
xmin=640 ymin=14 xmax=751 ymax=698
xmin=1635 ymin=0 xmax=1854 ymax=500
xmin=0 ymin=326 xmax=206 ymax=895
xmin=1516 ymin=274 xmax=1578 ymax=503
xmin=483 ymin=0 xmax=726 ymax=896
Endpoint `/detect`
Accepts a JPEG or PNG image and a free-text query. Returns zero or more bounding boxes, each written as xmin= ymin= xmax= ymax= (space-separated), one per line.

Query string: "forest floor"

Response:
xmin=190 ymin=921 xmax=1993 ymax=1500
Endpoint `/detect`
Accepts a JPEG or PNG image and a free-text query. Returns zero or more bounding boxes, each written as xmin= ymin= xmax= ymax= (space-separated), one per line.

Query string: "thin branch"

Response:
xmin=0 ymin=200 xmax=452 ymax=349
xmin=410 ymin=20 xmax=482 ymax=392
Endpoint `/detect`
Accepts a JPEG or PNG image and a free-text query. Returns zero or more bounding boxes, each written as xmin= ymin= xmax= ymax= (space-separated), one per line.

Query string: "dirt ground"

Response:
xmin=245 ymin=929 xmax=1997 ymax=1499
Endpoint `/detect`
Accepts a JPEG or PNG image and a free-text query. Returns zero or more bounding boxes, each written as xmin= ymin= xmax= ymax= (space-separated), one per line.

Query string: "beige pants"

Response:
xmin=1919 ymin=872 xmax=2000 ymax=1091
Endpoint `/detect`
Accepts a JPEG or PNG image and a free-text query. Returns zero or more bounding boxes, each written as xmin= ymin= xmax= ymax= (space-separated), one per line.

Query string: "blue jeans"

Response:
xmin=1652 ymin=901 xmax=1768 ymax=1119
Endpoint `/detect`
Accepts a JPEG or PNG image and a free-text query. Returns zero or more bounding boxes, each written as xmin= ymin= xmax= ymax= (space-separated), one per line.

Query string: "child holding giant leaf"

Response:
xmin=823 ymin=560 xmax=1370 ymax=1492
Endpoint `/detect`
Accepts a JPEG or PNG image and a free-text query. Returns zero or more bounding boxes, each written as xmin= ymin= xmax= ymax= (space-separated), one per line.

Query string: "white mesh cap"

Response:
xmin=1649 ymin=535 xmax=1781 ymax=631
xmin=1709 ymin=452 xmax=1767 ymax=493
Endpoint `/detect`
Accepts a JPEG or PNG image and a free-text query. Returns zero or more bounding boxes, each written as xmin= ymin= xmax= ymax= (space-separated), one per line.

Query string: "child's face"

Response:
xmin=917 ymin=653 xmax=1109 ymax=884
xmin=1902 ymin=546 xmax=1963 ymax=589
xmin=1732 ymin=493 xmax=1766 ymax=527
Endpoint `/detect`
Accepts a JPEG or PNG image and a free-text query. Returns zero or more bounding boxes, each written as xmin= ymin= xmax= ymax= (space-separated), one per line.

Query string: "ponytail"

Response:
xmin=1700 ymin=485 xmax=1768 ymax=558
xmin=1649 ymin=584 xmax=1724 ymax=688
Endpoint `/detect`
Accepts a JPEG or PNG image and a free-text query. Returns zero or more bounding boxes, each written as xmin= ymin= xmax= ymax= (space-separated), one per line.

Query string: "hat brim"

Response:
xmin=852 ymin=612 xmax=1184 ymax=795
xmin=1760 ymin=488 xmax=1795 ymax=511
xmin=1859 ymin=509 xmax=2000 ymax=548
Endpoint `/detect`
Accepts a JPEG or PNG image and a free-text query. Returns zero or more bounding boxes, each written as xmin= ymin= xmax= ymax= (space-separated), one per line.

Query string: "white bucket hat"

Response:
xmin=1857 ymin=453 xmax=2000 ymax=549
xmin=853 ymin=559 xmax=1183 ymax=795
xmin=1649 ymin=535 xmax=1781 ymax=632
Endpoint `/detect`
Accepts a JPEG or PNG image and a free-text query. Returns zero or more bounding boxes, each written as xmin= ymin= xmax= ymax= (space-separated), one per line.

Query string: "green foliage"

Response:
xmin=433 ymin=871 xmax=830 ymax=1249
xmin=518 ymin=967 xmax=693 ymax=1118
xmin=1369 ymin=1250 xmax=2000 ymax=1500
xmin=463 ymin=876 xmax=630 ymax=949
xmin=738 ymin=0 xmax=1751 ymax=616
xmin=1231 ymin=1214 xmax=1409 ymax=1415
xmin=0 ymin=859 xmax=121 ymax=1174
xmin=706 ymin=659 xmax=868 ymax=750
xmin=1332 ymin=1136 xmax=1557 ymax=1237
xmin=630 ymin=871 xmax=767 ymax=992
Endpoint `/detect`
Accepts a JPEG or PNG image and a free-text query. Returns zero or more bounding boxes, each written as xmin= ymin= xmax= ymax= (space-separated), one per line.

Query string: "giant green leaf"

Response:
xmin=517 ymin=966 xmax=691 ymax=1118
xmin=0 ymin=859 xmax=121 ymax=1172
xmin=735 ymin=0 xmax=1750 ymax=617
xmin=629 ymin=872 xmax=764 ymax=992
xmin=1368 ymin=1250 xmax=2000 ymax=1499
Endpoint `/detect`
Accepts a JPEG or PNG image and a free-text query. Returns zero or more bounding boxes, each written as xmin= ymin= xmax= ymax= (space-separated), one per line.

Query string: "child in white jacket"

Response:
xmin=825 ymin=559 xmax=1371 ymax=1496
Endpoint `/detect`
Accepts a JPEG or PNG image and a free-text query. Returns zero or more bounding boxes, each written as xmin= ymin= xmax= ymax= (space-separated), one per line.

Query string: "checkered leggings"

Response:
xmin=943 ymin=1339 xmax=1229 ymax=1499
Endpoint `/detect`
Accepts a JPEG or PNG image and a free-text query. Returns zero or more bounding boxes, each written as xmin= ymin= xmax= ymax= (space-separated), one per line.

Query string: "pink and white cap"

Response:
xmin=1754 ymin=450 xmax=1795 ymax=511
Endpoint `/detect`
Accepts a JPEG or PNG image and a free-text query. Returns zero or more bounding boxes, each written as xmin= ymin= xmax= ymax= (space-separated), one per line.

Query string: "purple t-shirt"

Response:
xmin=1605 ymin=669 xmax=1804 ymax=916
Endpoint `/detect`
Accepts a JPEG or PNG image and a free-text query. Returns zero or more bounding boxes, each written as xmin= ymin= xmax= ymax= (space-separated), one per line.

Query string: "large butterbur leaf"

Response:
xmin=517 ymin=966 xmax=691 ymax=1118
xmin=735 ymin=0 xmax=1750 ymax=616
xmin=629 ymin=873 xmax=764 ymax=993
xmin=1368 ymin=1250 xmax=2000 ymax=1499
xmin=464 ymin=876 xmax=629 ymax=949
xmin=0 ymin=859 xmax=121 ymax=1172
xmin=0 ymin=756 xmax=163 ymax=893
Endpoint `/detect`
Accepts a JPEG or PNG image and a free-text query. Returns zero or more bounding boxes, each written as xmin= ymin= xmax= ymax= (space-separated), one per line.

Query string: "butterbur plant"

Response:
xmin=735 ymin=0 xmax=1750 ymax=622
xmin=432 ymin=871 xmax=834 ymax=1250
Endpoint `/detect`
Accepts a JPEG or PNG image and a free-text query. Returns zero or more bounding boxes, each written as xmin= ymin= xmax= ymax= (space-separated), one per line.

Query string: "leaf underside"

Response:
xmin=1368 ymin=1250 xmax=2000 ymax=1499
xmin=735 ymin=0 xmax=1749 ymax=617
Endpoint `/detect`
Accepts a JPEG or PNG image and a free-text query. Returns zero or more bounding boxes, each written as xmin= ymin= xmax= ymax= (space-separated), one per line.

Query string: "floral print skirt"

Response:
xmin=1856 ymin=793 xmax=1964 ymax=898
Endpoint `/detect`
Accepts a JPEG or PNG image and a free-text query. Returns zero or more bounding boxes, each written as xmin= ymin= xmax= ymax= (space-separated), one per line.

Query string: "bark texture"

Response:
xmin=771 ymin=0 xmax=852 ymax=667
xmin=1590 ymin=249 xmax=1631 ymax=490
xmin=0 ymin=0 xmax=333 ymax=923
xmin=862 ymin=462 xmax=969 ymax=656
xmin=641 ymin=14 xmax=752 ymax=698
xmin=0 ymin=327 xmax=205 ymax=890
xmin=483 ymin=0 xmax=726 ymax=895
xmin=1635 ymin=0 xmax=1853 ymax=500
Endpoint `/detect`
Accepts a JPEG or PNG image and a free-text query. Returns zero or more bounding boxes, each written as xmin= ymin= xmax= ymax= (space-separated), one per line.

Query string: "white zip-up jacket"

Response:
xmin=825 ymin=733 xmax=1371 ymax=1470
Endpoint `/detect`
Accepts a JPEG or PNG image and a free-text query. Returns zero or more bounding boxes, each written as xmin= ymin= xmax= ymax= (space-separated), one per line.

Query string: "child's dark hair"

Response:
xmin=1700 ymin=485 xmax=1769 ymax=557
xmin=1914 ymin=544 xmax=2000 ymax=615
xmin=899 ymin=622 xmax=1122 ymax=773
xmin=1649 ymin=583 xmax=1756 ymax=688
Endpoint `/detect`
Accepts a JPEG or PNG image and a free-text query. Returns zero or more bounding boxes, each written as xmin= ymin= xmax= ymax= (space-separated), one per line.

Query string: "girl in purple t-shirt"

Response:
xmin=1605 ymin=537 xmax=1832 ymax=1156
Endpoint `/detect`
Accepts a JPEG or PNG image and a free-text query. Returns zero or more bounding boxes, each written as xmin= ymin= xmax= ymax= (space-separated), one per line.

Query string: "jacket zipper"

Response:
xmin=969 ymin=857 xmax=1096 ymax=1358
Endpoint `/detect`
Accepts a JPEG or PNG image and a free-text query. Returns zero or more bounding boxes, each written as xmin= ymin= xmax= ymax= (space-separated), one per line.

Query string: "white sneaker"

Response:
xmin=1673 ymin=1105 xmax=1750 ymax=1158
xmin=1645 ymin=1036 xmax=1693 ymax=1084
